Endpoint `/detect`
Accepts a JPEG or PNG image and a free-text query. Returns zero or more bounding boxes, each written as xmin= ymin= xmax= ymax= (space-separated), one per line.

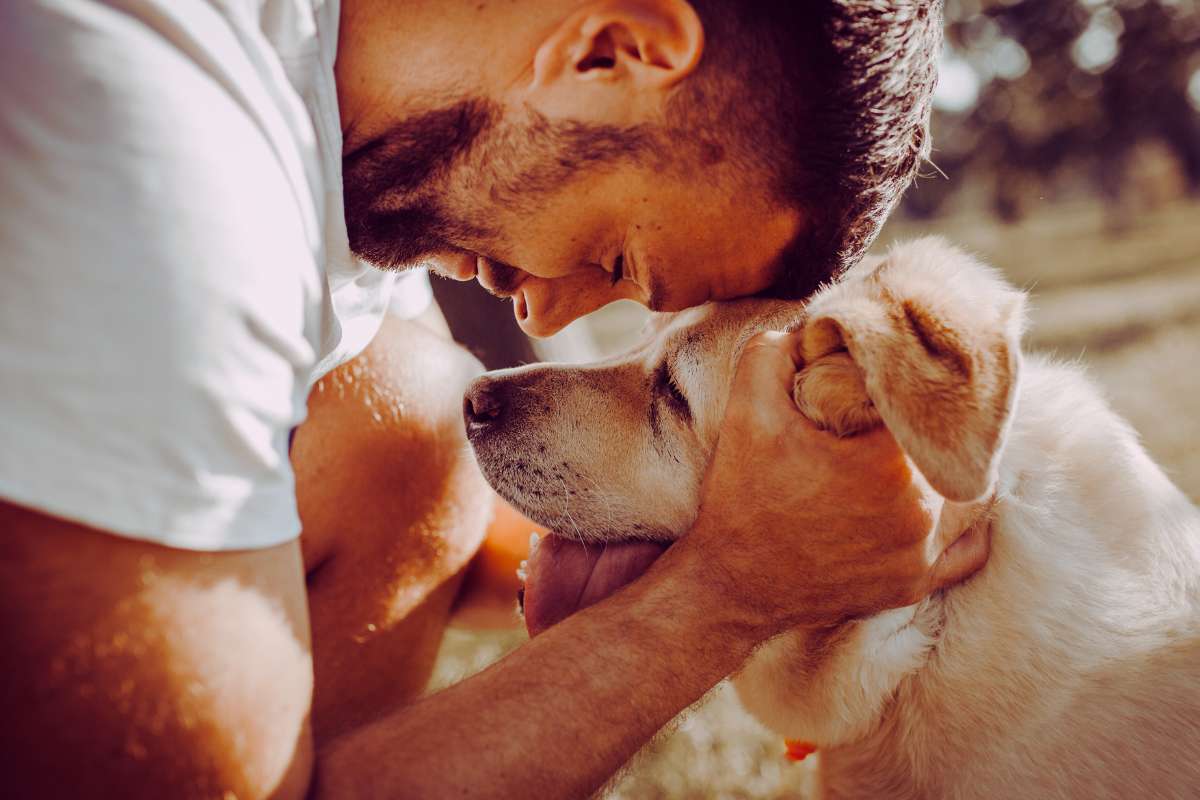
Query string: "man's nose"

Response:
xmin=476 ymin=258 xmax=526 ymax=297
xmin=463 ymin=378 xmax=510 ymax=436
xmin=516 ymin=275 xmax=626 ymax=338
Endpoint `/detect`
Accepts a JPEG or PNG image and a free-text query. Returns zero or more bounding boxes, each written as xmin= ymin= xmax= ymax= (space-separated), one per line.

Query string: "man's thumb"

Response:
xmin=729 ymin=331 xmax=805 ymax=426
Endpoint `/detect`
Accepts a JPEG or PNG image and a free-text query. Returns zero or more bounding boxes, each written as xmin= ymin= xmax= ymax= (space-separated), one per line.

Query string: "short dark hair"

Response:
xmin=671 ymin=1 xmax=943 ymax=298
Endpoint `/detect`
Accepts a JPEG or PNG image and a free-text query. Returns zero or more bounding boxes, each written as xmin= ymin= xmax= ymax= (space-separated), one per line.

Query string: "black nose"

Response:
xmin=464 ymin=379 xmax=508 ymax=434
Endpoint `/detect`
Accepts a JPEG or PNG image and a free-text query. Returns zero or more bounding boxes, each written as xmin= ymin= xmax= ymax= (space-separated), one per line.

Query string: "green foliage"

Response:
xmin=906 ymin=0 xmax=1200 ymax=221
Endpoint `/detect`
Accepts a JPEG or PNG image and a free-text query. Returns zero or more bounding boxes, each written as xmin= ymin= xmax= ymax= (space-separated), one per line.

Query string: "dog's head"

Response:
xmin=465 ymin=298 xmax=795 ymax=542
xmin=465 ymin=238 xmax=1025 ymax=632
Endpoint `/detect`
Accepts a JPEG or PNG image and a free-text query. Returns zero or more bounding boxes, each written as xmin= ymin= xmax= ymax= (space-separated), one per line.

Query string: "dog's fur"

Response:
xmin=467 ymin=238 xmax=1200 ymax=799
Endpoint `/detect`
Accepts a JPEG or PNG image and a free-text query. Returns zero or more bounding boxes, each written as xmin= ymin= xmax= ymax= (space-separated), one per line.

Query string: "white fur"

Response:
xmin=734 ymin=338 xmax=1200 ymax=799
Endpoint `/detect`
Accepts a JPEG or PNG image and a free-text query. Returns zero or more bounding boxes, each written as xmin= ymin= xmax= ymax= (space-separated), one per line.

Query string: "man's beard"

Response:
xmin=341 ymin=97 xmax=654 ymax=270
xmin=341 ymin=98 xmax=497 ymax=269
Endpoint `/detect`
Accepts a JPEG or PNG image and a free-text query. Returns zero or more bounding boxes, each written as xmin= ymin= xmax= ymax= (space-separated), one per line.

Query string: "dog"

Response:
xmin=464 ymin=238 xmax=1200 ymax=799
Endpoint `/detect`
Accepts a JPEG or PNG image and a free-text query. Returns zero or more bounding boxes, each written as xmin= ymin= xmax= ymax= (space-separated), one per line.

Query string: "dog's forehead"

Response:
xmin=647 ymin=299 xmax=800 ymax=355
xmin=649 ymin=305 xmax=715 ymax=337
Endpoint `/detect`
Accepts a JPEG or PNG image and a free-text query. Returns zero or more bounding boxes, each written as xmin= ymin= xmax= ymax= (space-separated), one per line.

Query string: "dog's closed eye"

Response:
xmin=654 ymin=361 xmax=690 ymax=420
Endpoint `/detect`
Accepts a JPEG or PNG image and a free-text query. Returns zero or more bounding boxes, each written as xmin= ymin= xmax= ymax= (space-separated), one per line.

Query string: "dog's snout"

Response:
xmin=464 ymin=378 xmax=508 ymax=435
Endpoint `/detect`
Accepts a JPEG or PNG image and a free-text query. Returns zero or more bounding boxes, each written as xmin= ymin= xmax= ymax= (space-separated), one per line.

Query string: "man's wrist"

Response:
xmin=632 ymin=524 xmax=768 ymax=669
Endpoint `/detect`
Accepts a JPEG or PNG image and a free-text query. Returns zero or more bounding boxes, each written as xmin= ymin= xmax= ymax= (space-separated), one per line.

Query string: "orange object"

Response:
xmin=482 ymin=494 xmax=547 ymax=580
xmin=451 ymin=493 xmax=547 ymax=628
xmin=784 ymin=739 xmax=818 ymax=762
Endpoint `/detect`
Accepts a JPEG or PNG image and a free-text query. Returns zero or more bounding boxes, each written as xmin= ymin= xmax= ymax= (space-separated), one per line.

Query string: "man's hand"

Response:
xmin=687 ymin=331 xmax=991 ymax=635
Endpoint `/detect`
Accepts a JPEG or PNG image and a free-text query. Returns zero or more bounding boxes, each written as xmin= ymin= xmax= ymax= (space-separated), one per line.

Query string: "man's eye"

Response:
xmin=610 ymin=255 xmax=625 ymax=286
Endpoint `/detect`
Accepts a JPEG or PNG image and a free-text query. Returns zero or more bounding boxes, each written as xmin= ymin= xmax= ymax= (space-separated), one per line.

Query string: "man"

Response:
xmin=0 ymin=1 xmax=984 ymax=798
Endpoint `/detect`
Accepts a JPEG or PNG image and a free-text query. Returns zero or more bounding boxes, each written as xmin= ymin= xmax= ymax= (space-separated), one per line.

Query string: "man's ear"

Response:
xmin=800 ymin=238 xmax=1026 ymax=503
xmin=527 ymin=0 xmax=703 ymax=123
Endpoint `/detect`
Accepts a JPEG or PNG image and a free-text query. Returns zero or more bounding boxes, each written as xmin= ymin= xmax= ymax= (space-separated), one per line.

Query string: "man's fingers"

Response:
xmin=734 ymin=331 xmax=803 ymax=384
xmin=928 ymin=518 xmax=992 ymax=593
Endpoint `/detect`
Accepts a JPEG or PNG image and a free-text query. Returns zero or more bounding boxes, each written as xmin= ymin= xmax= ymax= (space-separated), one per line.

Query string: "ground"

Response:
xmin=431 ymin=199 xmax=1200 ymax=799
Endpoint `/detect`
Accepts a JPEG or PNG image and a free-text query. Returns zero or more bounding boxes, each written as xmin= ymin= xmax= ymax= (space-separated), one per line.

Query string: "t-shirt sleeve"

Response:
xmin=0 ymin=3 xmax=321 ymax=550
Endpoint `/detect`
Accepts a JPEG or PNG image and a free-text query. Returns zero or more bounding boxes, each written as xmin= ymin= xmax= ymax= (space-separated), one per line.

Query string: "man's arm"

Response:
xmin=315 ymin=539 xmax=757 ymax=800
xmin=0 ymin=503 xmax=315 ymax=800
xmin=0 ymin=497 xmax=755 ymax=800
xmin=1 ymin=333 xmax=986 ymax=800
xmin=0 ymin=495 xmax=746 ymax=800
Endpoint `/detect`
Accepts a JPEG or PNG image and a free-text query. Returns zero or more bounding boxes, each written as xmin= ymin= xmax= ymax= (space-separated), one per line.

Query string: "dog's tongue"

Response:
xmin=524 ymin=534 xmax=669 ymax=637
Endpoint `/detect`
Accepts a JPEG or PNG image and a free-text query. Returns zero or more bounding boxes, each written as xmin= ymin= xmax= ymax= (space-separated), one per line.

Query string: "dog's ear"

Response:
xmin=796 ymin=238 xmax=1026 ymax=503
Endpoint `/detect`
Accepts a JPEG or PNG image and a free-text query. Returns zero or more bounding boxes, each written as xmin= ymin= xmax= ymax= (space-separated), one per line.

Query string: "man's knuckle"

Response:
xmin=745 ymin=331 xmax=778 ymax=348
xmin=895 ymin=586 xmax=922 ymax=608
xmin=895 ymin=553 xmax=927 ymax=586
xmin=895 ymin=524 xmax=928 ymax=550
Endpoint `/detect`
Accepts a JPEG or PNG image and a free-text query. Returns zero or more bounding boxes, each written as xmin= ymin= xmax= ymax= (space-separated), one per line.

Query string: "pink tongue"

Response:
xmin=524 ymin=535 xmax=669 ymax=637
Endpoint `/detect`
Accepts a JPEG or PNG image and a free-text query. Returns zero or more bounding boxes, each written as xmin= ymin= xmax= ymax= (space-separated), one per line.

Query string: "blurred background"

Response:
xmin=433 ymin=0 xmax=1200 ymax=796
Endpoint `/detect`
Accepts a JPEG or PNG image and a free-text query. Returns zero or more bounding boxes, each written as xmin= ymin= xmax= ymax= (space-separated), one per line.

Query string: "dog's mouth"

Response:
xmin=522 ymin=534 xmax=671 ymax=637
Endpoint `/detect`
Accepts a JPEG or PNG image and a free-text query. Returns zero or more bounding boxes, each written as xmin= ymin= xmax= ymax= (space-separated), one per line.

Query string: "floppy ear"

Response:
xmin=795 ymin=238 xmax=1026 ymax=503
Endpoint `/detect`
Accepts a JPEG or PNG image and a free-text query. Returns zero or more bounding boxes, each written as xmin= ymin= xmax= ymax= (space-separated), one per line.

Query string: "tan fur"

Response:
xmin=792 ymin=239 xmax=1025 ymax=501
xmin=468 ymin=237 xmax=1200 ymax=798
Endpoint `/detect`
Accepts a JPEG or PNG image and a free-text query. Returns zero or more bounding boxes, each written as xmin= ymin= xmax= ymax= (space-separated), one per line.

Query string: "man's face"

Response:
xmin=342 ymin=100 xmax=803 ymax=337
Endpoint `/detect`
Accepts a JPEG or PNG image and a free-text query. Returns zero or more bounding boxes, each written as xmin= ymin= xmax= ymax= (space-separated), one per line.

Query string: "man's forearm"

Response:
xmin=312 ymin=539 xmax=756 ymax=800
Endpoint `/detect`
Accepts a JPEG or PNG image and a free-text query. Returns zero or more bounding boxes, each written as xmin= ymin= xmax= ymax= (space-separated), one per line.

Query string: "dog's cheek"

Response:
xmin=642 ymin=447 xmax=706 ymax=537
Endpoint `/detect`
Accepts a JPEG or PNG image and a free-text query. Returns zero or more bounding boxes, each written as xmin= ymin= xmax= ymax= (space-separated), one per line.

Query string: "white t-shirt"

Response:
xmin=0 ymin=0 xmax=424 ymax=550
